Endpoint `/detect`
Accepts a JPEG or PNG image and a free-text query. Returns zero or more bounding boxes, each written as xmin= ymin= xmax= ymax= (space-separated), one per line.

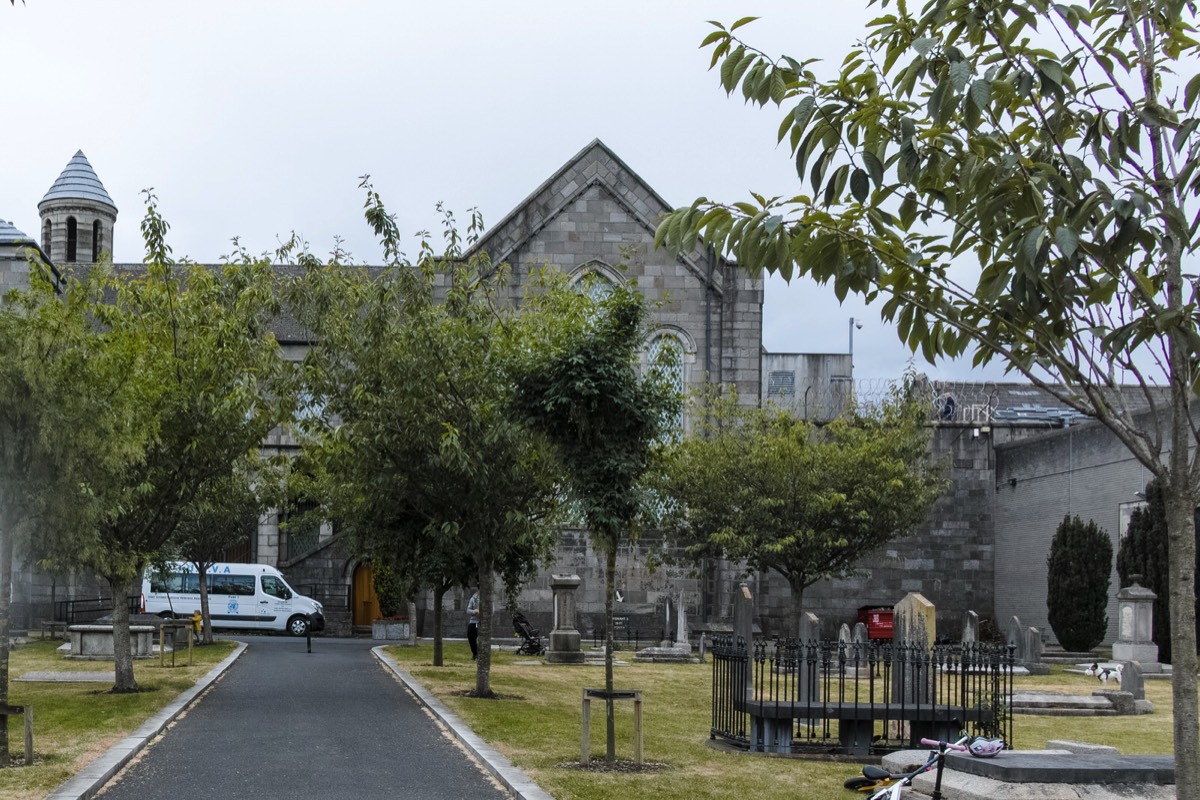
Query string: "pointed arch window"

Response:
xmin=42 ymin=219 xmax=52 ymax=259
xmin=646 ymin=333 xmax=685 ymax=437
xmin=92 ymin=220 xmax=102 ymax=262
xmin=66 ymin=217 xmax=77 ymax=262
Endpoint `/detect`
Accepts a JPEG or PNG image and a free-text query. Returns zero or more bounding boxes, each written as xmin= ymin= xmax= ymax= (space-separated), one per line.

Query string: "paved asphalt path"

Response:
xmin=95 ymin=637 xmax=512 ymax=800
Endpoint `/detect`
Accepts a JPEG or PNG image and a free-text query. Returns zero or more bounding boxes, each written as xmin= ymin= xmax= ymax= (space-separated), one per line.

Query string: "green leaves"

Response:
xmin=658 ymin=3 xmax=1200 ymax=412
xmin=658 ymin=387 xmax=944 ymax=622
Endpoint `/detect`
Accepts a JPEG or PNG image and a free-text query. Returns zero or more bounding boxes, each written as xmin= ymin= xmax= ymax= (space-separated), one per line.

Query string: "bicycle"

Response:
xmin=843 ymin=737 xmax=969 ymax=800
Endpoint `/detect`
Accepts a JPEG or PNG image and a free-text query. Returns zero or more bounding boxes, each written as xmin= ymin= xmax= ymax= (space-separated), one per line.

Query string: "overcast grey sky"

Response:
xmin=1 ymin=1 xmax=1014 ymax=383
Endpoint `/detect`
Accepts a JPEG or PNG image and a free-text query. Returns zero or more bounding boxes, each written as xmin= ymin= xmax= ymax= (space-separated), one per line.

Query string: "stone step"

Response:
xmin=1012 ymin=692 xmax=1114 ymax=709
xmin=1013 ymin=707 xmax=1118 ymax=717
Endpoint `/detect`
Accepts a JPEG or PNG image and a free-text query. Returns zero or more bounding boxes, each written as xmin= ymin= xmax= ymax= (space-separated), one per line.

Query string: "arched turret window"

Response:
xmin=92 ymin=220 xmax=102 ymax=262
xmin=66 ymin=217 xmax=77 ymax=262
xmin=42 ymin=219 xmax=52 ymax=258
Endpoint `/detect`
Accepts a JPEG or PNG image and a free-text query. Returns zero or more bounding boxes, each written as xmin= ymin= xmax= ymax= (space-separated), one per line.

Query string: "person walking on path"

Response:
xmin=467 ymin=589 xmax=480 ymax=660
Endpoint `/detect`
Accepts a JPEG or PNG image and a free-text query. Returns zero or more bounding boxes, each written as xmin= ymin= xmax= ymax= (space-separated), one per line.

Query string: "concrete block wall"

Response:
xmin=994 ymin=416 xmax=1158 ymax=645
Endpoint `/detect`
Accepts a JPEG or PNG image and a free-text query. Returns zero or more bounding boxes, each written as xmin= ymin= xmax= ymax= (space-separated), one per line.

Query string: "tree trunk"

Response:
xmin=0 ymin=509 xmax=14 ymax=766
xmin=433 ymin=586 xmax=444 ymax=667
xmin=198 ymin=566 xmax=213 ymax=644
xmin=109 ymin=576 xmax=139 ymax=692
xmin=473 ymin=569 xmax=493 ymax=697
xmin=1166 ymin=475 xmax=1199 ymax=800
xmin=407 ymin=599 xmax=418 ymax=646
xmin=604 ymin=542 xmax=616 ymax=765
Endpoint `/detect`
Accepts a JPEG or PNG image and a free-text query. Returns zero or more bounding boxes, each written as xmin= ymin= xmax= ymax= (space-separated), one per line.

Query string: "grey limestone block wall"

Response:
xmin=707 ymin=424 xmax=998 ymax=639
xmin=0 ymin=249 xmax=32 ymax=294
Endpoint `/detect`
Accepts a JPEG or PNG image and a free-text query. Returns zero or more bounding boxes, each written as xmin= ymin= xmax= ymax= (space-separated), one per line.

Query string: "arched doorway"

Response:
xmin=352 ymin=562 xmax=381 ymax=627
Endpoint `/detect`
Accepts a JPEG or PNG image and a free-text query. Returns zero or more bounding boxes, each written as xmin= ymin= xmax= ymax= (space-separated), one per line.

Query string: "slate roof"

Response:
xmin=0 ymin=219 xmax=35 ymax=245
xmin=39 ymin=151 xmax=117 ymax=211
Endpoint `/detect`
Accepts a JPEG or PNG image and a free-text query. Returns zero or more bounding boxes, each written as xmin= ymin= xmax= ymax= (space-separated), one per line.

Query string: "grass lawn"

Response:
xmin=385 ymin=642 xmax=1179 ymax=800
xmin=1 ymin=637 xmax=237 ymax=800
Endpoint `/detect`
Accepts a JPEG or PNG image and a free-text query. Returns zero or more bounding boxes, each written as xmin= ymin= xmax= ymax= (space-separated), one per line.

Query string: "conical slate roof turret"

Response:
xmin=0 ymin=219 xmax=35 ymax=246
xmin=39 ymin=150 xmax=117 ymax=212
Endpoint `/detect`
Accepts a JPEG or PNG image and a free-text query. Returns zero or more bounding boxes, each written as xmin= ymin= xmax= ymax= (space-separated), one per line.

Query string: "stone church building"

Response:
xmin=1 ymin=144 xmax=1168 ymax=647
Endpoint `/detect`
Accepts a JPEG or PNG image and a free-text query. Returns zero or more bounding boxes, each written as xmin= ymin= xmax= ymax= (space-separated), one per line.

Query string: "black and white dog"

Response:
xmin=1085 ymin=662 xmax=1123 ymax=684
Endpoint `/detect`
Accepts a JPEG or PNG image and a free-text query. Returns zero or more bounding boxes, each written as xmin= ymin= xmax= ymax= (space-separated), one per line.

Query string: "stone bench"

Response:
xmin=742 ymin=699 xmax=993 ymax=755
xmin=65 ymin=624 xmax=155 ymax=661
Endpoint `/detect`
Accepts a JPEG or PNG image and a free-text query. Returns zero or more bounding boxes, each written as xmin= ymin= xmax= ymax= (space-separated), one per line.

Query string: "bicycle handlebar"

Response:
xmin=919 ymin=738 xmax=968 ymax=751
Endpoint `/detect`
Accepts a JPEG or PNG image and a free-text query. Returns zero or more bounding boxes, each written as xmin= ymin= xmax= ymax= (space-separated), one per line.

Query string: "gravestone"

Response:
xmin=546 ymin=574 xmax=585 ymax=664
xmin=733 ymin=583 xmax=754 ymax=705
xmin=962 ymin=610 xmax=979 ymax=644
xmin=1113 ymin=582 xmax=1160 ymax=668
xmin=634 ymin=590 xmax=696 ymax=663
xmin=838 ymin=623 xmax=852 ymax=645
xmin=1007 ymin=615 xmax=1025 ymax=660
xmin=798 ymin=611 xmax=821 ymax=705
xmin=852 ymin=622 xmax=868 ymax=646
xmin=894 ymin=593 xmax=936 ymax=647
xmin=675 ymin=590 xmax=690 ymax=650
xmin=892 ymin=593 xmax=936 ymax=705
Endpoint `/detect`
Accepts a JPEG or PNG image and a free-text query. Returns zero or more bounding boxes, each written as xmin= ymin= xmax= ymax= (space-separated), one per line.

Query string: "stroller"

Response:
xmin=512 ymin=612 xmax=546 ymax=656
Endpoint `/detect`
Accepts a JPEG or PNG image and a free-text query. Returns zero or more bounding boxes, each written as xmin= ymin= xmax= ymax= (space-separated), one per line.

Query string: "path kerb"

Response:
xmin=372 ymin=646 xmax=555 ymax=800
xmin=44 ymin=642 xmax=248 ymax=800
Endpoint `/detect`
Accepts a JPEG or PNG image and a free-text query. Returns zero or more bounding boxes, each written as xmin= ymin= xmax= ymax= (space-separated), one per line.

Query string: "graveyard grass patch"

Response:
xmin=386 ymin=643 xmax=1185 ymax=800
xmin=0 ymin=638 xmax=237 ymax=800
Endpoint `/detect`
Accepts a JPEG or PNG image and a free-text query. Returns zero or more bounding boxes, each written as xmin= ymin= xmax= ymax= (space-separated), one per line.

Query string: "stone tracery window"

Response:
xmin=646 ymin=332 xmax=685 ymax=438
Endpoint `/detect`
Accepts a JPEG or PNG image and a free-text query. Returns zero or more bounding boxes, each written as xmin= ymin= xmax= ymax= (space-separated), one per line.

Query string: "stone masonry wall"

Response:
xmin=707 ymin=423 xmax=998 ymax=639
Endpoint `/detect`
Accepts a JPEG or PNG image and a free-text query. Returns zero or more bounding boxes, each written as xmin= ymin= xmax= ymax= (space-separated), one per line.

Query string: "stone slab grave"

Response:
xmin=884 ymin=746 xmax=1175 ymax=800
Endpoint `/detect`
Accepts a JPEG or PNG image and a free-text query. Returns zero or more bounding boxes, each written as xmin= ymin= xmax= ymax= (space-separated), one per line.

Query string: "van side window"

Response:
xmin=210 ymin=575 xmax=256 ymax=596
xmin=261 ymin=575 xmax=290 ymax=599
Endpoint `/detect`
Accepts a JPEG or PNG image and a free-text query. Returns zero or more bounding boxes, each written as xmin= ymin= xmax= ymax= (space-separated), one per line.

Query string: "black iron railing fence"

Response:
xmin=53 ymin=595 xmax=143 ymax=624
xmin=711 ymin=635 xmax=1013 ymax=754
xmin=292 ymin=582 xmax=350 ymax=611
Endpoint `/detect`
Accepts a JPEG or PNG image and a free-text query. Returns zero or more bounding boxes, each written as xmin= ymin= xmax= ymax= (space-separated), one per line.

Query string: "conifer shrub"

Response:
xmin=1116 ymin=480 xmax=1200 ymax=664
xmin=1046 ymin=515 xmax=1112 ymax=652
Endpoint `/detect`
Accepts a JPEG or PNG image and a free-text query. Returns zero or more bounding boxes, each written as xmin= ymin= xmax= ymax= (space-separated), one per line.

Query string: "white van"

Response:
xmin=142 ymin=562 xmax=325 ymax=637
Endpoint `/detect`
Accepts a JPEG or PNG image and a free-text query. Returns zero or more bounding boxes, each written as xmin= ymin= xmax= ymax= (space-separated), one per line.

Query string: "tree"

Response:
xmin=511 ymin=281 xmax=680 ymax=766
xmin=286 ymin=186 xmax=562 ymax=693
xmin=49 ymin=195 xmax=290 ymax=692
xmin=1047 ymin=515 xmax=1112 ymax=652
xmin=169 ymin=456 xmax=279 ymax=644
xmin=657 ymin=3 xmax=1200 ymax=788
xmin=0 ymin=261 xmax=145 ymax=763
xmin=1118 ymin=479 xmax=1200 ymax=664
xmin=658 ymin=386 xmax=943 ymax=638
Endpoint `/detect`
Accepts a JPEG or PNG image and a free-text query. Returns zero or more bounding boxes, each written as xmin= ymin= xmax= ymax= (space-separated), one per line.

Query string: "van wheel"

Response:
xmin=158 ymin=612 xmax=176 ymax=620
xmin=287 ymin=615 xmax=310 ymax=637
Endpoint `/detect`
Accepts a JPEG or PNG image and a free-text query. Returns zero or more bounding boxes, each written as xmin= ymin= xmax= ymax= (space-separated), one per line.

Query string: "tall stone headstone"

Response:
xmin=894 ymin=593 xmax=936 ymax=648
xmin=732 ymin=583 xmax=755 ymax=706
xmin=962 ymin=611 xmax=979 ymax=645
xmin=546 ymin=574 xmax=585 ymax=664
xmin=798 ymin=611 xmax=821 ymax=704
xmin=1006 ymin=615 xmax=1025 ymax=661
xmin=852 ymin=622 xmax=869 ymax=646
xmin=675 ymin=590 xmax=690 ymax=650
xmin=1113 ymin=582 xmax=1159 ymax=667
xmin=733 ymin=582 xmax=754 ymax=648
xmin=892 ymin=593 xmax=936 ymax=706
